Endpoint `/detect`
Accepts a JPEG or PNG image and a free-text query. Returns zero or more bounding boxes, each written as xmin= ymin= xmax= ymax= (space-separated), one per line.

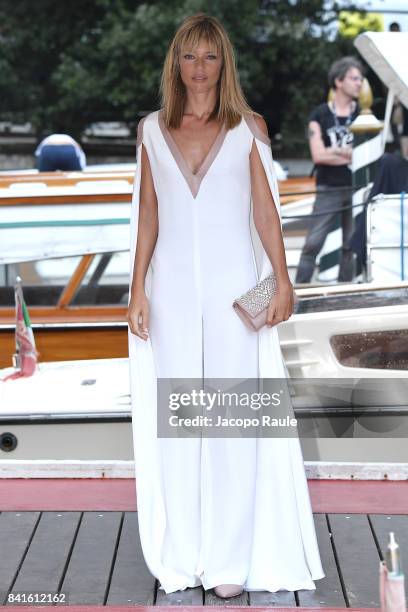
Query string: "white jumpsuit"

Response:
xmin=128 ymin=109 xmax=325 ymax=594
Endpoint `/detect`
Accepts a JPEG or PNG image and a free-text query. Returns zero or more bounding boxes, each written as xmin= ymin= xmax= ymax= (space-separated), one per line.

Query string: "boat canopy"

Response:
xmin=354 ymin=32 xmax=408 ymax=108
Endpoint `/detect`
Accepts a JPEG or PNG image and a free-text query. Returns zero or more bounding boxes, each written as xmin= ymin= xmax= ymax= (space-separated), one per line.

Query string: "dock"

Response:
xmin=0 ymin=479 xmax=407 ymax=610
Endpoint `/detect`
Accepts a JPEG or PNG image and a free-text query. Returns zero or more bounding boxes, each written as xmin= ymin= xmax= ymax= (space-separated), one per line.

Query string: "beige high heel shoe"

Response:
xmin=214 ymin=584 xmax=244 ymax=598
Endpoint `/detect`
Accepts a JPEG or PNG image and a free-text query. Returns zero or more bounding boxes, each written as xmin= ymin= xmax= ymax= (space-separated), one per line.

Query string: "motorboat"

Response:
xmin=1 ymin=336 xmax=407 ymax=464
xmin=0 ymin=162 xmax=314 ymax=366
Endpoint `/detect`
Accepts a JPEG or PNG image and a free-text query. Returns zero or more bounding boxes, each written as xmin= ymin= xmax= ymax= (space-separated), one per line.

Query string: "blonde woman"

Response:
xmin=127 ymin=13 xmax=325 ymax=599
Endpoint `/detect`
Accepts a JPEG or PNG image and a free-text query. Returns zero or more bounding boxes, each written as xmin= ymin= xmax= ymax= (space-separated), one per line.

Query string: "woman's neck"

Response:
xmin=184 ymin=91 xmax=217 ymax=121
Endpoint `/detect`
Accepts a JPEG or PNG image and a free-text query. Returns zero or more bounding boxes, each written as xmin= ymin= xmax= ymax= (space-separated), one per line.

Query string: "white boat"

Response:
xmin=1 ymin=337 xmax=407 ymax=464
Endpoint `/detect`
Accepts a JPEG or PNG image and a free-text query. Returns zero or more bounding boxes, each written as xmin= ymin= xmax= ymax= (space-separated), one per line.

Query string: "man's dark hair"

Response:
xmin=389 ymin=22 xmax=401 ymax=32
xmin=328 ymin=56 xmax=364 ymax=89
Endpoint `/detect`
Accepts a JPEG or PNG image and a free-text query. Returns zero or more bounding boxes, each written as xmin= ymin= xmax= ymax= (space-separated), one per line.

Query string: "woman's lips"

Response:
xmin=193 ymin=76 xmax=207 ymax=80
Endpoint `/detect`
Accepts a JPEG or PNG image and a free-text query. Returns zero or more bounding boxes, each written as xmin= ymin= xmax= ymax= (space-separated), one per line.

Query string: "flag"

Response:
xmin=1 ymin=277 xmax=39 ymax=381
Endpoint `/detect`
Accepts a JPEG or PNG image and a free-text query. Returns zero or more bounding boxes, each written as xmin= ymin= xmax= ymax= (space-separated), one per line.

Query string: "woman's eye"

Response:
xmin=182 ymin=53 xmax=217 ymax=60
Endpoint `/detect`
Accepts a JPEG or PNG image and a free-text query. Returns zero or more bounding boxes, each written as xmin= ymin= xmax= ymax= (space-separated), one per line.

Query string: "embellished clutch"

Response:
xmin=232 ymin=273 xmax=298 ymax=331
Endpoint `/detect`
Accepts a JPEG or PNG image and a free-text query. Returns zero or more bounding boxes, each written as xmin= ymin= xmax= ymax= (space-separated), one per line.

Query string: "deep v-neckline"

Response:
xmin=158 ymin=110 xmax=228 ymax=199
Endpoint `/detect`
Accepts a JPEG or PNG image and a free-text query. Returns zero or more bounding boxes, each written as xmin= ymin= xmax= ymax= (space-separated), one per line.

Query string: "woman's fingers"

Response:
xmin=266 ymin=292 xmax=295 ymax=327
xmin=139 ymin=307 xmax=149 ymax=339
xmin=128 ymin=311 xmax=142 ymax=339
xmin=127 ymin=300 xmax=150 ymax=341
xmin=266 ymin=298 xmax=279 ymax=327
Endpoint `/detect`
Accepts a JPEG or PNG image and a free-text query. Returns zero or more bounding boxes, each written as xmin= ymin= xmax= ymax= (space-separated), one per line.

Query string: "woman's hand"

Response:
xmin=266 ymin=281 xmax=296 ymax=328
xmin=127 ymin=290 xmax=150 ymax=340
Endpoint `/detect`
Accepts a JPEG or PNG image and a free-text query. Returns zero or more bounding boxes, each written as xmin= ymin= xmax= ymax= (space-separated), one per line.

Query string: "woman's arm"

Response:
xmin=127 ymin=144 xmax=158 ymax=339
xmin=249 ymin=116 xmax=294 ymax=327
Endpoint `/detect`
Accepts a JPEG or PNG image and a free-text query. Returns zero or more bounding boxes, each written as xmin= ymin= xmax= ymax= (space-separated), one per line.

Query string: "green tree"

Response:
xmin=0 ymin=0 xmax=111 ymax=137
xmin=0 ymin=0 xmax=366 ymax=150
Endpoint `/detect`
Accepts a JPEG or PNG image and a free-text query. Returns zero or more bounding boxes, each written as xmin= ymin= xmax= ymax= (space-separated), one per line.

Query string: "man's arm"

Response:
xmin=308 ymin=120 xmax=352 ymax=166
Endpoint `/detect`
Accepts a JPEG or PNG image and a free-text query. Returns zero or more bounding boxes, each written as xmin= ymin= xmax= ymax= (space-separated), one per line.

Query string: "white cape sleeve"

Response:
xmin=245 ymin=119 xmax=289 ymax=380
xmin=247 ymin=123 xmax=326 ymax=585
xmin=127 ymin=117 xmax=170 ymax=582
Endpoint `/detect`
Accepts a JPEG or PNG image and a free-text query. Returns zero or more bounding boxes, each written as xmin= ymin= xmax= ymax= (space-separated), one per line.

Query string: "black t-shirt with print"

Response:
xmin=309 ymin=102 xmax=360 ymax=186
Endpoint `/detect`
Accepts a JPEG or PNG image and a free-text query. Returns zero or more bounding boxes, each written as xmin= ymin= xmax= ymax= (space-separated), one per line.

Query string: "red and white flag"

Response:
xmin=1 ymin=277 xmax=39 ymax=381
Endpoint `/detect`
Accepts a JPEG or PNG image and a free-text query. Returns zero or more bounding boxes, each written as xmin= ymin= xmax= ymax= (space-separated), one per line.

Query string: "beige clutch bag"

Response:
xmin=232 ymin=273 xmax=298 ymax=331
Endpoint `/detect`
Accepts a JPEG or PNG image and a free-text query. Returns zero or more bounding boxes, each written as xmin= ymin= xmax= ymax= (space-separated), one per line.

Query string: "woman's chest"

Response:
xmin=167 ymin=120 xmax=225 ymax=176
xmin=148 ymin=116 xmax=253 ymax=197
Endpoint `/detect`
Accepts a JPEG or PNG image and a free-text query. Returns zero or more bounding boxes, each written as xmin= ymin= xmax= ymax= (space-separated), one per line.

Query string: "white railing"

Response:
xmin=366 ymin=192 xmax=408 ymax=282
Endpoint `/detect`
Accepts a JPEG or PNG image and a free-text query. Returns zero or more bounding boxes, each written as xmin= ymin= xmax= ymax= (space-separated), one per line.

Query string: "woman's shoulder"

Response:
xmin=136 ymin=110 xmax=160 ymax=147
xmin=242 ymin=112 xmax=271 ymax=146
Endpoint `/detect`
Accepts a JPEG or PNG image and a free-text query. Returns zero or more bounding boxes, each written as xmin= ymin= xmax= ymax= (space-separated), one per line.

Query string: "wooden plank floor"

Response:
xmin=0 ymin=511 xmax=406 ymax=608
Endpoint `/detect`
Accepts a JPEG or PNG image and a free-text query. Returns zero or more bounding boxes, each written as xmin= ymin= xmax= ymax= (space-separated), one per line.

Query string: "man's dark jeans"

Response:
xmin=295 ymin=184 xmax=354 ymax=283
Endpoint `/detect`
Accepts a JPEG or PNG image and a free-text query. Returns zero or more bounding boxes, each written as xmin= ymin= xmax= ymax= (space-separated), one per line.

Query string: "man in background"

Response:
xmin=295 ymin=57 xmax=363 ymax=283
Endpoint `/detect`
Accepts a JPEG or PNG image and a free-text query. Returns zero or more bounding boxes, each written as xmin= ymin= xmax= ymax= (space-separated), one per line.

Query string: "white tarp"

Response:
xmin=0 ymin=202 xmax=131 ymax=264
xmin=0 ymin=358 xmax=130 ymax=415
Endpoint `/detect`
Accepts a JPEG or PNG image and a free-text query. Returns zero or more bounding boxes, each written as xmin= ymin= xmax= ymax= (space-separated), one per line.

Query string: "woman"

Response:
xmin=127 ymin=13 xmax=325 ymax=598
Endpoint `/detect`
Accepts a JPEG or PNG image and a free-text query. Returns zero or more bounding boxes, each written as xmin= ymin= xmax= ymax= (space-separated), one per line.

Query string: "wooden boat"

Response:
xmin=1 ymin=176 xmax=406 ymax=367
xmin=1 ymin=187 xmax=407 ymax=368
xmin=0 ymin=160 xmax=313 ymax=202
xmin=0 ymin=177 xmax=130 ymax=367
xmin=0 ymin=165 xmax=315 ymax=367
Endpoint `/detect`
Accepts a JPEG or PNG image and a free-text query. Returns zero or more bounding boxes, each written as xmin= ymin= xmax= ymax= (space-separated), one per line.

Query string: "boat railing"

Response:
xmin=366 ymin=192 xmax=408 ymax=283
xmin=2 ymin=176 xmax=406 ymax=288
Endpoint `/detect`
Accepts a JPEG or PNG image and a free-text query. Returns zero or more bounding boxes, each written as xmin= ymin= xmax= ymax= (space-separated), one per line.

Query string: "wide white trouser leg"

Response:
xmin=147 ymin=294 xmax=205 ymax=592
xmin=199 ymin=436 xmax=257 ymax=589
xmin=150 ymin=293 xmax=260 ymax=592
xmin=158 ymin=437 xmax=203 ymax=588
xmin=199 ymin=304 xmax=259 ymax=589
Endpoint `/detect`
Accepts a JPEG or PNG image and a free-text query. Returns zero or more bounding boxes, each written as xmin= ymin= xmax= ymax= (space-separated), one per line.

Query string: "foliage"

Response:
xmin=0 ymin=0 xmax=379 ymax=148
xmin=338 ymin=10 xmax=384 ymax=38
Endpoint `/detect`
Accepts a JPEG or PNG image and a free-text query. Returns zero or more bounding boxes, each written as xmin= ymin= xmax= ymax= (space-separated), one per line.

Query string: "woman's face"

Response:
xmin=178 ymin=37 xmax=223 ymax=94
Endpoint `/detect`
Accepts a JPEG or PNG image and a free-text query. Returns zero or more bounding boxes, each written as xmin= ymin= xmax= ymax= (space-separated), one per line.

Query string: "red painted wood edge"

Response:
xmin=0 ymin=478 xmax=407 ymax=513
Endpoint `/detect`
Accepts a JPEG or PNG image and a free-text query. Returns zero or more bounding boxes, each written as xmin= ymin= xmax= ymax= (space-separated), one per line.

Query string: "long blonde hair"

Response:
xmin=159 ymin=13 xmax=259 ymax=130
